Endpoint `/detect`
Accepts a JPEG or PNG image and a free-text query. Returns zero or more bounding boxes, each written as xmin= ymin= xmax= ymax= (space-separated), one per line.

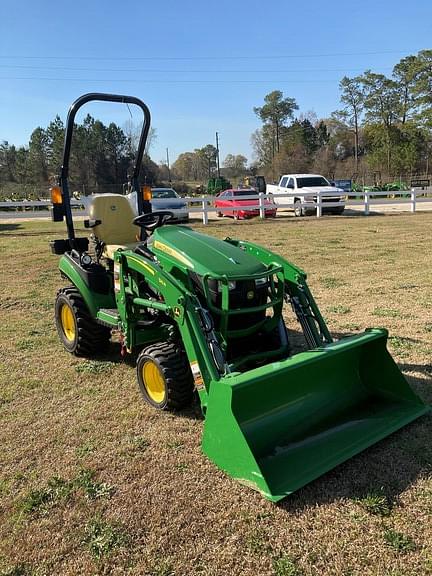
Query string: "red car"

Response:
xmin=214 ymin=188 xmax=277 ymax=220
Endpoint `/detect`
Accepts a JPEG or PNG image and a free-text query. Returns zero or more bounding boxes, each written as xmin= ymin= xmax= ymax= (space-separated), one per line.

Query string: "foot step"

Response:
xmin=97 ymin=308 xmax=120 ymax=326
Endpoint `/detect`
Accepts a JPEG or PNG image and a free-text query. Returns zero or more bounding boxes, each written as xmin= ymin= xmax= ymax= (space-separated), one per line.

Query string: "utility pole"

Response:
xmin=166 ymin=147 xmax=171 ymax=182
xmin=215 ymin=132 xmax=221 ymax=178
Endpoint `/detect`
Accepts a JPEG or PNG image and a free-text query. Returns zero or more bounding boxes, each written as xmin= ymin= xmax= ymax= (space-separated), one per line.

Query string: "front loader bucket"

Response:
xmin=202 ymin=329 xmax=429 ymax=501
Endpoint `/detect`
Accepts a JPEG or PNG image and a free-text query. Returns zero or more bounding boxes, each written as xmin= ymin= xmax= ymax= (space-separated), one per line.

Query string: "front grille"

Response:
xmin=316 ymin=196 xmax=341 ymax=203
xmin=190 ymin=273 xmax=268 ymax=332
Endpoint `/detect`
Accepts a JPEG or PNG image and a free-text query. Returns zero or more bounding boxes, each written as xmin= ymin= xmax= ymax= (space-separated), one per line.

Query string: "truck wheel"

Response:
xmin=294 ymin=200 xmax=303 ymax=217
xmin=136 ymin=342 xmax=194 ymax=410
xmin=55 ymin=287 xmax=111 ymax=356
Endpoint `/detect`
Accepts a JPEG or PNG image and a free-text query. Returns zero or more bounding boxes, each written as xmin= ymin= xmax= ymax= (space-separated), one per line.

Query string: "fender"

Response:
xmin=59 ymin=255 xmax=115 ymax=317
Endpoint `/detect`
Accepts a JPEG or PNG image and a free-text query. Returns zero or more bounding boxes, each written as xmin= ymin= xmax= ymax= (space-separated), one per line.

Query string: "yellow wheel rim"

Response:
xmin=142 ymin=360 xmax=166 ymax=404
xmin=60 ymin=303 xmax=76 ymax=341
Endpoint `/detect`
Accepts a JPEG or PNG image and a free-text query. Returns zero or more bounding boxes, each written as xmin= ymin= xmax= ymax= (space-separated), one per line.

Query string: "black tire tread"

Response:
xmin=55 ymin=286 xmax=111 ymax=357
xmin=137 ymin=341 xmax=194 ymax=411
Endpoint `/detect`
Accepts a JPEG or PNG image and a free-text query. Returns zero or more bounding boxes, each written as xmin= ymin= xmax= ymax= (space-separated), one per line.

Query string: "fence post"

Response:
xmin=364 ymin=190 xmax=369 ymax=215
xmin=259 ymin=192 xmax=265 ymax=219
xmin=410 ymin=188 xmax=416 ymax=213
xmin=201 ymin=196 xmax=208 ymax=225
xmin=316 ymin=191 xmax=322 ymax=218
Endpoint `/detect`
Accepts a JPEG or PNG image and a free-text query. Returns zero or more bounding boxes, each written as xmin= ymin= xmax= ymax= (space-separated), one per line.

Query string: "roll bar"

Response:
xmin=57 ymin=93 xmax=151 ymax=241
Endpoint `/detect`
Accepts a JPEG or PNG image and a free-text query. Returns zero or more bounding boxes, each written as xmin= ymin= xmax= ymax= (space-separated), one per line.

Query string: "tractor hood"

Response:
xmin=152 ymin=226 xmax=267 ymax=276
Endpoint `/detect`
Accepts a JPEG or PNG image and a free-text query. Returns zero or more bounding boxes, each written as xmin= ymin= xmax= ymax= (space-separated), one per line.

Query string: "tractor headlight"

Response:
xmin=218 ymin=280 xmax=236 ymax=292
xmin=80 ymin=253 xmax=92 ymax=267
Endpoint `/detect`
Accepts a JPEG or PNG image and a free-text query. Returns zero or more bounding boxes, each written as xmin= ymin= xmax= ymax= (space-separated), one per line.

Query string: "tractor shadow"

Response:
xmin=93 ymin=342 xmax=203 ymax=420
xmin=0 ymin=222 xmax=22 ymax=232
xmin=92 ymin=341 xmax=138 ymax=368
xmin=278 ymin=410 xmax=432 ymax=514
xmin=251 ymin=326 xmax=432 ymax=511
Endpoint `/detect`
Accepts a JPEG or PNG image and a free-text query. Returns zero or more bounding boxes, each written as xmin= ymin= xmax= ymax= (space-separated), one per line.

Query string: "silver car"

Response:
xmin=151 ymin=188 xmax=189 ymax=223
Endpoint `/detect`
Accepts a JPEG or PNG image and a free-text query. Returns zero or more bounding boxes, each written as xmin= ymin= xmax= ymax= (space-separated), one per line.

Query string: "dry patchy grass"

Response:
xmin=0 ymin=214 xmax=432 ymax=575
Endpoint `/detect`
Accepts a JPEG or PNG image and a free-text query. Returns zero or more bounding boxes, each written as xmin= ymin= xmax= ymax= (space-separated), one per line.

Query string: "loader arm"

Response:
xmin=114 ymin=250 xmax=227 ymax=408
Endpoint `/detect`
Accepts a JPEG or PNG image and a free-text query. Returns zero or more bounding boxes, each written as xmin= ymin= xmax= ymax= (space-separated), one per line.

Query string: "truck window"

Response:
xmin=297 ymin=176 xmax=329 ymax=188
xmin=280 ymin=176 xmax=288 ymax=188
xmin=287 ymin=178 xmax=294 ymax=189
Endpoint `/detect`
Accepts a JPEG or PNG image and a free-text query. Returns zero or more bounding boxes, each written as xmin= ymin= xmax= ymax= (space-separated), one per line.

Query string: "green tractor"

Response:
xmin=51 ymin=94 xmax=429 ymax=501
xmin=207 ymin=176 xmax=231 ymax=195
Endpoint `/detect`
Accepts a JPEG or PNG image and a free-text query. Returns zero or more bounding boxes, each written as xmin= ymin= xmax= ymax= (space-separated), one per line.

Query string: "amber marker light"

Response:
xmin=50 ymin=186 xmax=63 ymax=204
xmin=142 ymin=185 xmax=152 ymax=201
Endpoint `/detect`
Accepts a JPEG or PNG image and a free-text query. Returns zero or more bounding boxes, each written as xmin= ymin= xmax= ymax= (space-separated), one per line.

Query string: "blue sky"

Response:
xmin=0 ymin=0 xmax=430 ymax=166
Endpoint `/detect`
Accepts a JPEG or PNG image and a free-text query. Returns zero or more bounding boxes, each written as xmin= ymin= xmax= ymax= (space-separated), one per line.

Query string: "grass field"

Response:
xmin=1 ymin=213 xmax=432 ymax=576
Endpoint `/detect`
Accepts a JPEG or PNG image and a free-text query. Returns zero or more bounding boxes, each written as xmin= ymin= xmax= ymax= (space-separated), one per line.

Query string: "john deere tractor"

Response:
xmin=51 ymin=94 xmax=429 ymax=501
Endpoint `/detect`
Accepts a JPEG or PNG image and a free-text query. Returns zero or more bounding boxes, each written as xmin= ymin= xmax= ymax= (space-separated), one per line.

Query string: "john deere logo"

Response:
xmin=246 ymin=290 xmax=255 ymax=300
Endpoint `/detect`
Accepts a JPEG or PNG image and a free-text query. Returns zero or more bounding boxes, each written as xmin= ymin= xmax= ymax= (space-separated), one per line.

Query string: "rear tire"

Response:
xmin=136 ymin=342 xmax=194 ymax=411
xmin=55 ymin=287 xmax=111 ymax=356
xmin=294 ymin=200 xmax=303 ymax=217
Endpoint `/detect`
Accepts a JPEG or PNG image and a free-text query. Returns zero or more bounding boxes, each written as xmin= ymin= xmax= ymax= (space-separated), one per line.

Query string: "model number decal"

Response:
xmin=153 ymin=240 xmax=194 ymax=269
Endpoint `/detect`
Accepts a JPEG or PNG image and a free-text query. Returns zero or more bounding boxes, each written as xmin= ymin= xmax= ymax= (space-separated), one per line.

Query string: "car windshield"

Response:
xmin=151 ymin=188 xmax=179 ymax=199
xmin=297 ymin=177 xmax=329 ymax=188
xmin=232 ymin=189 xmax=258 ymax=197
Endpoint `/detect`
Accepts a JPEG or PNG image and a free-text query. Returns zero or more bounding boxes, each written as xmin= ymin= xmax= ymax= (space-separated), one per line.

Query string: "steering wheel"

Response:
xmin=133 ymin=211 xmax=174 ymax=232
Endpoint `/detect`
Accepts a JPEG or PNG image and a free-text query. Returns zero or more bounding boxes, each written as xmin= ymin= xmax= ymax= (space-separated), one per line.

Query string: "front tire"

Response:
xmin=55 ymin=287 xmax=111 ymax=356
xmin=136 ymin=342 xmax=194 ymax=410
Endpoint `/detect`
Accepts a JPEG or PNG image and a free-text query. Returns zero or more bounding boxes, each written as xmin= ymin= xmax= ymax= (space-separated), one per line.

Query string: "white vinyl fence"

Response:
xmin=0 ymin=199 xmax=85 ymax=211
xmin=1 ymin=189 xmax=432 ymax=224
xmin=186 ymin=188 xmax=432 ymax=223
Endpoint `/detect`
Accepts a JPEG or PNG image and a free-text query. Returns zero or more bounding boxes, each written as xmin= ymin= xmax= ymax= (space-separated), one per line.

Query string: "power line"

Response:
xmin=0 ymin=76 xmax=339 ymax=83
xmin=0 ymin=64 xmax=393 ymax=73
xmin=0 ymin=49 xmax=422 ymax=61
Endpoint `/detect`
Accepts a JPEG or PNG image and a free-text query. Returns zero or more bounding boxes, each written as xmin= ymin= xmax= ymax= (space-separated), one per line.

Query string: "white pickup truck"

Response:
xmin=266 ymin=174 xmax=345 ymax=216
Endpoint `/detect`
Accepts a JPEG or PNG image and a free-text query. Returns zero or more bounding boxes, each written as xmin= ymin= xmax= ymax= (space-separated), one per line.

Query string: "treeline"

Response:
xmin=171 ymin=147 xmax=247 ymax=181
xmin=0 ymin=115 xmax=161 ymax=198
xmin=1 ymin=49 xmax=431 ymax=197
xmin=252 ymin=49 xmax=432 ymax=182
